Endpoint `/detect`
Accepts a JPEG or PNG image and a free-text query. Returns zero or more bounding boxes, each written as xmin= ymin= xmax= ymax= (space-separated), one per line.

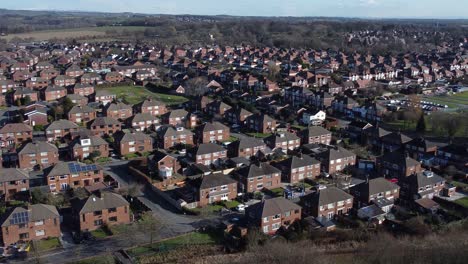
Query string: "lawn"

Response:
xmin=451 ymin=181 xmax=468 ymax=188
xmin=96 ymin=86 xmax=188 ymax=105
xmin=223 ymin=200 xmax=241 ymax=209
xmin=454 ymin=197 xmax=468 ymax=208
xmin=190 ymin=204 xmax=224 ymax=214
xmin=269 ymin=187 xmax=285 ymax=197
xmin=128 ymin=232 xmax=220 ymax=257
xmin=246 ymin=132 xmax=272 ymax=138
xmin=33 ymin=237 xmax=61 ymax=252
xmin=70 ymin=255 xmax=116 ymax=264
xmin=91 ymin=228 xmax=112 ymax=239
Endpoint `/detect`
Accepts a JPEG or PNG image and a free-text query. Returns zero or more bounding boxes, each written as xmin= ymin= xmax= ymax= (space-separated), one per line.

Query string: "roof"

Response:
xmin=415 ymin=198 xmax=439 ymax=209
xmin=351 ymin=178 xmax=400 ymax=196
xmin=106 ymin=102 xmax=132 ymax=111
xmin=0 ymin=123 xmax=32 ymax=133
xmin=265 ymin=132 xmax=299 ymax=144
xmin=166 ymin=109 xmax=188 ymax=119
xmin=237 ymin=163 xmax=280 ymax=178
xmin=114 ymin=131 xmax=152 ymax=143
xmin=129 ymin=113 xmax=159 ymax=123
xmin=275 ymin=155 xmax=320 ymax=170
xmin=72 ymin=136 xmax=108 ymax=149
xmin=1 ymin=204 xmax=59 ymax=227
xmin=46 ymin=119 xmax=79 ymax=130
xmin=158 ymin=125 xmax=193 ymax=137
xmin=379 ymin=151 xmax=420 ymax=167
xmin=196 ymin=121 xmax=229 ymax=133
xmin=90 ymin=117 xmax=121 ymax=126
xmin=18 ymin=141 xmax=58 ymax=155
xmin=402 ymin=171 xmax=445 ymax=189
xmin=68 ymin=105 xmax=95 ymax=114
xmin=46 ymin=161 xmax=102 ymax=177
xmin=302 ymin=126 xmax=331 ymax=138
xmin=302 ymin=187 xmax=353 ymax=206
xmin=199 ymin=173 xmax=237 ymax=190
xmin=247 ymin=197 xmax=301 ymax=218
xmin=318 ymin=146 xmax=356 ymax=161
xmin=191 ymin=143 xmax=225 ymax=156
xmin=0 ymin=168 xmax=29 ymax=182
xmin=74 ymin=192 xmax=129 ymax=214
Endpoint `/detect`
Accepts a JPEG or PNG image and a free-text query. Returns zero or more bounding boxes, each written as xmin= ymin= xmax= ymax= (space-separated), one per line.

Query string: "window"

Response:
xmin=35 ymin=220 xmax=44 ymax=226
xmin=272 ymin=214 xmax=280 ymax=220
xmin=284 ymin=211 xmax=291 ymax=217
xmin=19 ymin=233 xmax=29 ymax=239
xmin=108 ymin=208 xmax=117 ymax=213
xmin=272 ymin=223 xmax=281 ymax=230
xmin=109 ymin=216 xmax=117 ymax=222
xmin=93 ymin=210 xmax=102 ymax=216
xmin=263 ymin=217 xmax=269 ymax=223
xmin=263 ymin=225 xmax=269 ymax=233
xmin=94 ymin=219 xmax=103 ymax=226
xmin=35 ymin=230 xmax=45 ymax=237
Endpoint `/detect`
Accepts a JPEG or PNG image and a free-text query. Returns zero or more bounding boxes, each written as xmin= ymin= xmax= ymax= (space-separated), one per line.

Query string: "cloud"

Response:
xmin=359 ymin=0 xmax=379 ymax=6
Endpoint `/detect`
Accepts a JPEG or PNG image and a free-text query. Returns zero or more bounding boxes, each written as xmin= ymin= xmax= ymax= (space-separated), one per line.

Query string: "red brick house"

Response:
xmin=227 ymin=137 xmax=267 ymax=158
xmin=399 ymin=171 xmax=445 ymax=201
xmin=72 ymin=192 xmax=130 ymax=232
xmin=316 ymin=146 xmax=356 ymax=174
xmin=273 ymin=155 xmax=321 ymax=184
xmin=45 ymin=119 xmax=80 ymax=142
xmin=114 ymin=131 xmax=153 ymax=156
xmin=105 ymin=72 xmax=124 ymax=83
xmin=53 ymin=75 xmax=76 ymax=87
xmin=134 ymin=98 xmax=167 ymax=116
xmin=377 ymin=151 xmax=422 ymax=179
xmin=71 ymin=84 xmax=95 ymax=96
xmin=1 ymin=204 xmax=60 ymax=246
xmin=68 ymin=105 xmax=97 ymax=124
xmin=11 ymin=87 xmax=39 ymax=103
xmin=188 ymin=143 xmax=227 ymax=166
xmin=18 ymin=141 xmax=59 ymax=170
xmin=105 ymin=102 xmax=133 ymax=120
xmin=92 ymin=90 xmax=116 ymax=105
xmin=45 ymin=162 xmax=104 ymax=192
xmin=350 ymin=178 xmax=400 ymax=208
xmin=148 ymin=150 xmax=181 ymax=178
xmin=205 ymin=100 xmax=232 ymax=116
xmin=195 ymin=121 xmax=230 ymax=143
xmin=0 ymin=168 xmax=29 ymax=201
xmin=127 ymin=113 xmax=160 ymax=132
xmin=156 ymin=125 xmax=194 ymax=149
xmin=80 ymin=72 xmax=102 ymax=84
xmin=196 ymin=173 xmax=238 ymax=207
xmin=246 ymin=197 xmax=302 ymax=235
xmin=161 ymin=109 xmax=193 ymax=127
xmin=71 ymin=136 xmax=109 ymax=161
xmin=66 ymin=94 xmax=89 ymax=106
xmin=301 ymin=187 xmax=353 ymax=219
xmin=264 ymin=132 xmax=301 ymax=151
xmin=88 ymin=117 xmax=122 ymax=137
xmin=40 ymin=68 xmax=59 ymax=80
xmin=224 ymin=107 xmax=253 ymax=125
xmin=0 ymin=123 xmax=33 ymax=146
xmin=245 ymin=114 xmax=277 ymax=134
xmin=300 ymin=126 xmax=332 ymax=145
xmin=236 ymin=163 xmax=282 ymax=193
xmin=25 ymin=77 xmax=48 ymax=90
xmin=65 ymin=64 xmax=84 ymax=78
xmin=41 ymin=86 xmax=67 ymax=101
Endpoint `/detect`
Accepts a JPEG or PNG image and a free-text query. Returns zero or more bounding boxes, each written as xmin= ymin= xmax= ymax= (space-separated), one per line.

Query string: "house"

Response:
xmin=264 ymin=132 xmax=300 ymax=151
xmin=71 ymin=84 xmax=95 ymax=96
xmin=80 ymin=73 xmax=101 ymax=85
xmin=40 ymin=68 xmax=59 ymax=80
xmin=25 ymin=77 xmax=48 ymax=90
xmin=224 ymin=107 xmax=253 ymax=125
xmin=89 ymin=117 xmax=122 ymax=137
xmin=377 ymin=151 xmax=422 ymax=179
xmin=300 ymin=126 xmax=332 ymax=145
xmin=227 ymin=137 xmax=267 ymax=158
xmin=18 ymin=141 xmax=59 ymax=170
xmin=23 ymin=107 xmax=48 ymax=127
xmin=405 ymin=137 xmax=438 ymax=164
xmin=53 ymin=75 xmax=76 ymax=87
xmin=195 ymin=121 xmax=230 ymax=143
xmin=133 ymin=98 xmax=167 ymax=116
xmin=315 ymin=146 xmax=356 ymax=174
xmin=196 ymin=173 xmax=238 ymax=207
xmin=246 ymin=197 xmax=302 ymax=235
xmin=161 ymin=109 xmax=196 ymax=128
xmin=41 ymin=86 xmax=67 ymax=101
xmin=347 ymin=121 xmax=373 ymax=143
xmin=381 ymin=132 xmax=413 ymax=152
xmin=105 ymin=72 xmax=124 ymax=83
xmin=92 ymin=90 xmax=116 ymax=105
xmin=0 ymin=123 xmax=33 ymax=145
xmin=10 ymin=87 xmax=38 ymax=104
xmin=68 ymin=105 xmax=97 ymax=124
xmin=148 ymin=150 xmax=181 ymax=179
xmin=302 ymin=110 xmax=326 ymax=126
xmin=301 ymin=187 xmax=353 ymax=219
xmin=435 ymin=144 xmax=468 ymax=169
xmin=127 ymin=113 xmax=159 ymax=132
xmin=66 ymin=94 xmax=88 ymax=106
xmin=188 ymin=143 xmax=227 ymax=166
xmin=0 ymin=168 xmax=29 ymax=201
xmin=72 ymin=192 xmax=130 ymax=232
xmin=1 ymin=204 xmax=60 ymax=246
xmin=45 ymin=161 xmax=104 ymax=192
xmin=245 ymin=113 xmax=277 ymax=134
xmin=206 ymin=100 xmax=232 ymax=116
xmin=71 ymin=136 xmax=109 ymax=161
xmin=45 ymin=119 xmax=80 ymax=142
xmin=155 ymin=125 xmax=194 ymax=149
xmin=273 ymin=155 xmax=321 ymax=184
xmin=114 ymin=131 xmax=153 ymax=156
xmin=236 ymin=162 xmax=282 ymax=193
xmin=349 ymin=178 xmax=400 ymax=208
xmin=105 ymin=102 xmax=133 ymax=120
xmin=399 ymin=170 xmax=445 ymax=200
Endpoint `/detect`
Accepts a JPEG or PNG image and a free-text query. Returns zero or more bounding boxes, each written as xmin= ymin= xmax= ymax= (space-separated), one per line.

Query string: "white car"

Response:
xmin=236 ymin=204 xmax=246 ymax=212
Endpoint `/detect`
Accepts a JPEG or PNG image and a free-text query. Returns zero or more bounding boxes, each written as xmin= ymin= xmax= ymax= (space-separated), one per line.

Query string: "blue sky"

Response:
xmin=1 ymin=0 xmax=467 ymax=19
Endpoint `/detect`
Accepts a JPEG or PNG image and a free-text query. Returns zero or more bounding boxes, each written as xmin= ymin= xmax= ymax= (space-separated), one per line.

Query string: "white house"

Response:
xmin=302 ymin=110 xmax=326 ymax=125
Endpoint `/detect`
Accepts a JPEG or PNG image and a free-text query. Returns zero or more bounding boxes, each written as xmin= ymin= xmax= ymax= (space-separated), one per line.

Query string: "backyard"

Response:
xmin=96 ymin=85 xmax=188 ymax=105
xmin=454 ymin=197 xmax=468 ymax=208
xmin=32 ymin=237 xmax=61 ymax=252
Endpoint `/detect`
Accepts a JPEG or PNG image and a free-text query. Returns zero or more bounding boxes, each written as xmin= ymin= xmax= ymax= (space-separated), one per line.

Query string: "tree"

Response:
xmin=62 ymin=97 xmax=75 ymax=114
xmin=138 ymin=212 xmax=161 ymax=247
xmin=416 ymin=113 xmax=426 ymax=133
xmin=22 ymin=95 xmax=32 ymax=105
xmin=184 ymin=77 xmax=209 ymax=96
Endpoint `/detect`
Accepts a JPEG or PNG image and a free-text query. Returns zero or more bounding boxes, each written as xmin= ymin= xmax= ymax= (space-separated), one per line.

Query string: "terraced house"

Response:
xmin=18 ymin=141 xmax=59 ymax=170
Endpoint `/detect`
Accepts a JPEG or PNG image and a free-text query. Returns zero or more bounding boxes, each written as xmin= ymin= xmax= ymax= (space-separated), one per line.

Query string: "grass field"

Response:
xmin=0 ymin=26 xmax=151 ymax=41
xmin=96 ymin=85 xmax=188 ymax=105
xmin=421 ymin=92 xmax=468 ymax=109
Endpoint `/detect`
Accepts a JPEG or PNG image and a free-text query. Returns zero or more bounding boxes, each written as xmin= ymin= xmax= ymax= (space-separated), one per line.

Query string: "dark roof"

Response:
xmin=0 ymin=168 xmax=29 ymax=182
xmin=46 ymin=119 xmax=79 ymax=130
xmin=379 ymin=151 xmax=420 ymax=167
xmin=1 ymin=204 xmax=59 ymax=227
xmin=90 ymin=117 xmax=121 ymax=126
xmin=191 ymin=143 xmax=225 ymax=156
xmin=351 ymin=177 xmax=400 ymax=196
xmin=317 ymin=146 xmax=355 ymax=161
xmin=302 ymin=126 xmax=331 ymax=138
xmin=247 ymin=197 xmax=301 ymax=218
xmin=275 ymin=155 xmax=320 ymax=170
xmin=73 ymin=192 xmax=129 ymax=214
xmin=199 ymin=173 xmax=237 ymax=189
xmin=18 ymin=141 xmax=58 ymax=155
xmin=237 ymin=163 xmax=281 ymax=178
xmin=302 ymin=187 xmax=353 ymax=206
xmin=114 ymin=131 xmax=151 ymax=143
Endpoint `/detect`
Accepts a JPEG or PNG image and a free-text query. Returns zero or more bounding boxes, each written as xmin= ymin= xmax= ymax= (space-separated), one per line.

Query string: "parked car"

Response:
xmin=236 ymin=204 xmax=246 ymax=212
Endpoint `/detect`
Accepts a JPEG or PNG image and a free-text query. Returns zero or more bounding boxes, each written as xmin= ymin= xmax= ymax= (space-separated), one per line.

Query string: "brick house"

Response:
xmin=195 ymin=121 xmax=230 ymax=143
xmin=80 ymin=73 xmax=101 ymax=84
xmin=71 ymin=136 xmax=109 ymax=161
xmin=88 ymin=117 xmax=122 ymax=137
xmin=315 ymin=146 xmax=356 ymax=174
xmin=45 ymin=119 xmax=80 ymax=142
xmin=72 ymin=192 xmax=130 ymax=232
xmin=45 ymin=162 xmax=104 ymax=192
xmin=404 ymin=137 xmax=438 ymax=162
xmin=65 ymin=64 xmax=84 ymax=78
xmin=25 ymin=77 xmax=48 ymax=90
xmin=301 ymin=187 xmax=353 ymax=219
xmin=18 ymin=141 xmax=59 ymax=170
xmin=40 ymin=68 xmax=59 ymax=80
xmin=377 ymin=151 xmax=422 ymax=179
xmin=264 ymin=132 xmax=301 ymax=151
xmin=227 ymin=137 xmax=267 ymax=158
xmin=53 ymin=75 xmax=76 ymax=87
xmin=148 ymin=150 xmax=181 ymax=178
xmin=205 ymin=100 xmax=232 ymax=116
xmin=0 ymin=123 xmax=33 ymax=145
xmin=127 ymin=113 xmax=160 ymax=132
xmin=1 ymin=204 xmax=60 ymax=246
xmin=105 ymin=102 xmax=133 ymax=120
xmin=246 ymin=197 xmax=302 ymax=235
xmin=188 ymin=143 xmax=227 ymax=166
xmin=245 ymin=114 xmax=277 ymax=134
xmin=350 ymin=178 xmax=400 ymax=208
xmin=114 ymin=131 xmax=153 ymax=156
xmin=11 ymin=87 xmax=39 ymax=103
xmin=105 ymin=72 xmax=124 ymax=83
xmin=66 ymin=94 xmax=89 ymax=106
xmin=0 ymin=168 xmax=29 ymax=201
xmin=68 ymin=105 xmax=97 ymax=124
xmin=224 ymin=107 xmax=253 ymax=125
xmin=134 ymin=98 xmax=167 ymax=116
xmin=71 ymin=84 xmax=95 ymax=96
xmin=23 ymin=107 xmax=48 ymax=127
xmin=435 ymin=144 xmax=468 ymax=169
xmin=196 ymin=173 xmax=238 ymax=207
xmin=41 ymin=86 xmax=67 ymax=101
xmin=300 ymin=126 xmax=332 ymax=145
xmin=236 ymin=162 xmax=282 ymax=193
xmin=399 ymin=171 xmax=445 ymax=201
xmin=92 ymin=90 xmax=116 ymax=105
xmin=161 ymin=109 xmax=193 ymax=127
xmin=155 ymin=125 xmax=194 ymax=149
xmin=273 ymin=155 xmax=320 ymax=184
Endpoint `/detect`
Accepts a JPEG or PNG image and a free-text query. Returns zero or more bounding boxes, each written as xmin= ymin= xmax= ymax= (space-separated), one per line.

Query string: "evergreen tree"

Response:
xmin=416 ymin=114 xmax=426 ymax=133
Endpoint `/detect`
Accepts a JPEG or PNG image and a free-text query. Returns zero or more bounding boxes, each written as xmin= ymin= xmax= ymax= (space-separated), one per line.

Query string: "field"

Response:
xmin=0 ymin=26 xmax=151 ymax=41
xmin=96 ymin=86 xmax=188 ymax=105
xmin=421 ymin=91 xmax=468 ymax=109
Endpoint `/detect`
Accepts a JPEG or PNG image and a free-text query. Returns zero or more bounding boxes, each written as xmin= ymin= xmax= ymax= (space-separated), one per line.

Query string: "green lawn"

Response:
xmin=451 ymin=181 xmax=468 ymax=188
xmin=223 ymin=200 xmax=241 ymax=209
xmin=128 ymin=232 xmax=220 ymax=257
xmin=246 ymin=132 xmax=272 ymax=138
xmin=223 ymin=136 xmax=239 ymax=143
xmin=33 ymin=237 xmax=61 ymax=252
xmin=454 ymin=197 xmax=468 ymax=208
xmin=70 ymin=255 xmax=116 ymax=264
xmin=269 ymin=187 xmax=285 ymax=197
xmin=96 ymin=86 xmax=188 ymax=105
xmin=91 ymin=228 xmax=112 ymax=239
xmin=190 ymin=204 xmax=224 ymax=214
xmin=96 ymin=157 xmax=112 ymax=163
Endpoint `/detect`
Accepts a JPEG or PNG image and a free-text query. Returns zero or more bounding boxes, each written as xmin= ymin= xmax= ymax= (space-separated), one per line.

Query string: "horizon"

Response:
xmin=1 ymin=0 xmax=468 ymax=20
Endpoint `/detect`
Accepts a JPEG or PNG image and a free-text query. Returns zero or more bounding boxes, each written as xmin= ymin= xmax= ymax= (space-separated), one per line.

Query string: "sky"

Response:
xmin=1 ymin=0 xmax=467 ymax=19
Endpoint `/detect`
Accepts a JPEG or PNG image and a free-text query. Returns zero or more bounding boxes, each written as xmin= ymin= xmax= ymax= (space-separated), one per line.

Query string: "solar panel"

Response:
xmin=10 ymin=211 xmax=29 ymax=225
xmin=68 ymin=163 xmax=77 ymax=174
